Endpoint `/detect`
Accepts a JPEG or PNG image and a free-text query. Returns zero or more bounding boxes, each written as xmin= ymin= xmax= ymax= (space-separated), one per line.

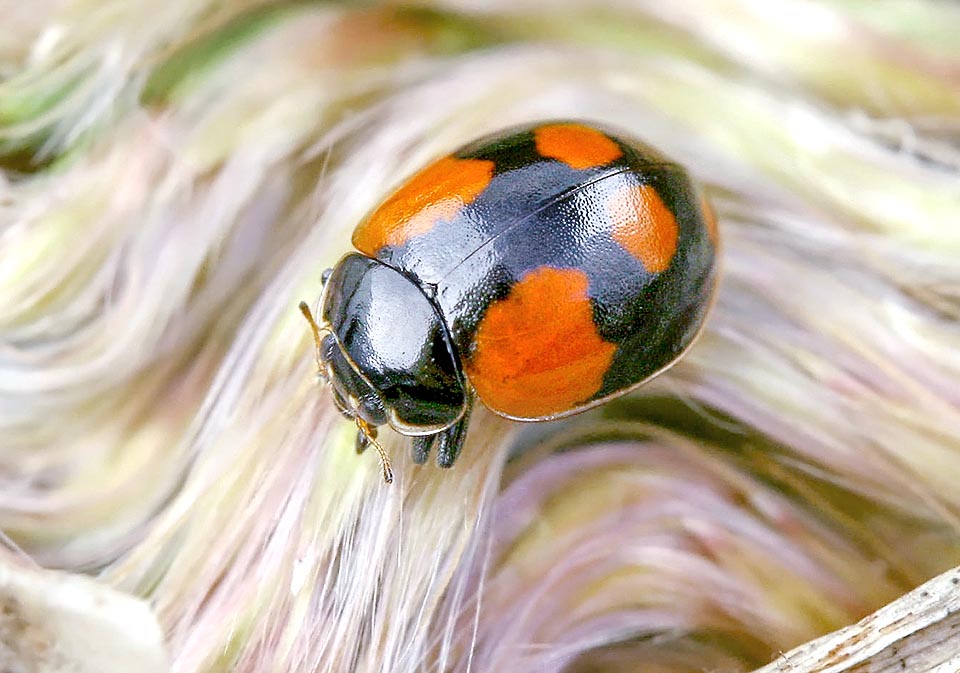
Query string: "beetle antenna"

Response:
xmin=356 ymin=417 xmax=393 ymax=484
xmin=298 ymin=301 xmax=324 ymax=375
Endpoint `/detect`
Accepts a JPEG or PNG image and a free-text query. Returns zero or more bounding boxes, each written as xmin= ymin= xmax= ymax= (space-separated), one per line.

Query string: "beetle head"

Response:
xmin=317 ymin=331 xmax=389 ymax=428
xmin=302 ymin=253 xmax=467 ymax=437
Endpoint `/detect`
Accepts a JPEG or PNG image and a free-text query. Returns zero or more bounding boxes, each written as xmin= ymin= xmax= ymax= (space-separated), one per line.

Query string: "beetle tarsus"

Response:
xmin=436 ymin=397 xmax=472 ymax=468
xmin=411 ymin=435 xmax=434 ymax=464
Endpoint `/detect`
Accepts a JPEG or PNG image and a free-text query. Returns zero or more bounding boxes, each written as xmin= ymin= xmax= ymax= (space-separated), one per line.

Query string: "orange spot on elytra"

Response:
xmin=534 ymin=124 xmax=623 ymax=170
xmin=465 ymin=267 xmax=617 ymax=419
xmin=352 ymin=156 xmax=494 ymax=253
xmin=608 ymin=184 xmax=679 ymax=273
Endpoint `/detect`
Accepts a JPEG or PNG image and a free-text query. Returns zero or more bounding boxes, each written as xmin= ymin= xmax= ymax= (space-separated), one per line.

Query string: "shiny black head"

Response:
xmin=313 ymin=253 xmax=467 ymax=436
xmin=318 ymin=332 xmax=388 ymax=426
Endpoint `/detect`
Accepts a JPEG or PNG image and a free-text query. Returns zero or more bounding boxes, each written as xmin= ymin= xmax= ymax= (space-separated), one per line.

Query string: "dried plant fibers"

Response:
xmin=1 ymin=1 xmax=960 ymax=672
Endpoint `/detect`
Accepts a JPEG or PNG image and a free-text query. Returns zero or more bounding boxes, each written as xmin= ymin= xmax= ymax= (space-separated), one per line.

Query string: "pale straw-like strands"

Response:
xmin=2 ymin=3 xmax=960 ymax=672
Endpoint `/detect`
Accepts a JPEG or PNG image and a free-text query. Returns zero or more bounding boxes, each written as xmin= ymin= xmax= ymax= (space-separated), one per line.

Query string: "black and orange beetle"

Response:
xmin=300 ymin=121 xmax=718 ymax=481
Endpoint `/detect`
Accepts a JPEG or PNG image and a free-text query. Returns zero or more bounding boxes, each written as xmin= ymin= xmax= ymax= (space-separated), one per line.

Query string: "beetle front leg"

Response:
xmin=411 ymin=435 xmax=435 ymax=464
xmin=436 ymin=395 xmax=473 ymax=468
xmin=356 ymin=429 xmax=370 ymax=454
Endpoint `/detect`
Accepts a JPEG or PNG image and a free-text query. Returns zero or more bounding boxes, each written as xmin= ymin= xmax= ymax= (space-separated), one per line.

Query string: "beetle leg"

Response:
xmin=356 ymin=418 xmax=392 ymax=484
xmin=411 ymin=435 xmax=435 ymax=465
xmin=436 ymin=395 xmax=473 ymax=468
xmin=355 ymin=429 xmax=370 ymax=454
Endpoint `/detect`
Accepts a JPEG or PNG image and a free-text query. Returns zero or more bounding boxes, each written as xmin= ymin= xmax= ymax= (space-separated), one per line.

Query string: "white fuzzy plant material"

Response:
xmin=0 ymin=556 xmax=167 ymax=673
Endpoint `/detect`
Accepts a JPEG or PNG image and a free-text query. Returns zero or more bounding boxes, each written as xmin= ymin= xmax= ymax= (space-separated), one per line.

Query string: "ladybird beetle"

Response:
xmin=300 ymin=121 xmax=718 ymax=481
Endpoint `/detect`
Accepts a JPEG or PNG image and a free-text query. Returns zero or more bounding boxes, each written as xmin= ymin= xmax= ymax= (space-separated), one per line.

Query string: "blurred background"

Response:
xmin=2 ymin=1 xmax=960 ymax=672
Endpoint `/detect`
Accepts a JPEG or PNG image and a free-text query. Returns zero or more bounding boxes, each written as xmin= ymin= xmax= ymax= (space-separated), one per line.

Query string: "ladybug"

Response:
xmin=300 ymin=121 xmax=718 ymax=482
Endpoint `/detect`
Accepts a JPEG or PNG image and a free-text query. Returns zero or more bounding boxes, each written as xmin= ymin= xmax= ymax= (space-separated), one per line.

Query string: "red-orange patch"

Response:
xmin=534 ymin=124 xmax=623 ymax=170
xmin=352 ymin=156 xmax=494 ymax=254
xmin=607 ymin=184 xmax=679 ymax=273
xmin=464 ymin=267 xmax=617 ymax=419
